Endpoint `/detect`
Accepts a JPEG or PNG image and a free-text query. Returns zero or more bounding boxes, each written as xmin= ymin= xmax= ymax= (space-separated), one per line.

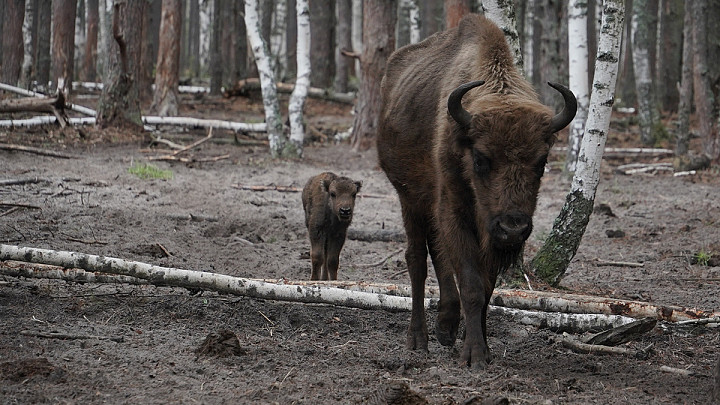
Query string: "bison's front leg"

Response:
xmin=324 ymin=234 xmax=346 ymax=281
xmin=309 ymin=236 xmax=325 ymax=281
xmin=428 ymin=240 xmax=461 ymax=347
xmin=403 ymin=215 xmax=430 ymax=351
xmin=456 ymin=263 xmax=494 ymax=368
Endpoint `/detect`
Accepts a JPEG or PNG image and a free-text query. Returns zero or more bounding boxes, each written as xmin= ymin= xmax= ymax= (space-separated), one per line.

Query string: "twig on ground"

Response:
xmin=0 ymin=177 xmax=51 ymax=187
xmin=659 ymin=365 xmax=704 ymax=377
xmin=594 ymin=259 xmax=645 ymax=267
xmin=355 ymin=248 xmax=404 ymax=268
xmin=66 ymin=237 xmax=109 ymax=245
xmin=20 ymin=330 xmax=123 ymax=343
xmin=552 ymin=333 xmax=639 ymax=356
xmin=0 ymin=202 xmax=42 ymax=210
xmin=0 ymin=143 xmax=78 ymax=159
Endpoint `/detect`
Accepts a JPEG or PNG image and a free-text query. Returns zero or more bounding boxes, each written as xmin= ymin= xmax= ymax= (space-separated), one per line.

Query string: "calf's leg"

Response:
xmin=325 ymin=234 xmax=346 ymax=281
xmin=309 ymin=237 xmax=325 ymax=281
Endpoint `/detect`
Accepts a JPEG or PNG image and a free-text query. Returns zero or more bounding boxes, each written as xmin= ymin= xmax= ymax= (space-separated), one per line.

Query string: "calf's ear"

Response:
xmin=354 ymin=181 xmax=362 ymax=192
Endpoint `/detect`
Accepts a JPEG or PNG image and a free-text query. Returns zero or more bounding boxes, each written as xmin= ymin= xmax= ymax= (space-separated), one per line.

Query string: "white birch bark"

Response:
xmin=270 ymin=0 xmax=287 ymax=80
xmin=20 ymin=0 xmax=35 ymax=89
xmin=199 ymin=0 xmax=212 ymax=75
xmin=531 ymin=0 xmax=625 ymax=285
xmin=522 ymin=0 xmax=535 ymax=81
xmin=351 ymin=0 xmax=362 ymax=78
xmin=408 ymin=0 xmax=420 ymax=44
xmin=288 ymin=0 xmax=310 ymax=156
xmin=572 ymin=0 xmax=624 ymax=201
xmin=244 ymin=0 xmax=289 ymax=158
xmin=565 ymin=0 xmax=590 ymax=173
xmin=481 ymin=0 xmax=524 ymax=71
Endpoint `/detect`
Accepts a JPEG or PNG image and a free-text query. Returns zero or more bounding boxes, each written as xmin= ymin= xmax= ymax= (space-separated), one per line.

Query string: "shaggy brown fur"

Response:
xmin=377 ymin=14 xmax=576 ymax=368
xmin=302 ymin=172 xmax=362 ymax=281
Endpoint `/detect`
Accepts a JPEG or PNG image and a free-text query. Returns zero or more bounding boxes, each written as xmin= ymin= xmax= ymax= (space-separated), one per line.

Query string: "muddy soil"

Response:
xmin=1 ymin=93 xmax=720 ymax=404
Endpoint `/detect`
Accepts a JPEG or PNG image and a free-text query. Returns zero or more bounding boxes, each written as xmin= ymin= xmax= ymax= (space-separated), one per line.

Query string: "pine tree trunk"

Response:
xmin=95 ymin=0 xmax=144 ymax=131
xmin=419 ymin=0 xmax=441 ymax=39
xmin=481 ymin=0 xmax=523 ymax=71
xmin=350 ymin=0 xmax=396 ymax=151
xmin=691 ymin=1 xmax=720 ymax=161
xmin=523 ymin=0 xmax=536 ymax=82
xmin=244 ymin=0 xmax=294 ymax=158
xmin=309 ymin=0 xmax=334 ymax=88
xmin=632 ymin=0 xmax=663 ymax=146
xmin=151 ymin=0 xmax=181 ymax=116
xmin=285 ymin=0 xmax=297 ymax=79
xmin=334 ymin=0 xmax=351 ymax=93
xmin=531 ymin=0 xmax=625 ymax=286
xmin=81 ymin=0 xmax=99 ymax=82
xmin=234 ymin=1 xmax=247 ymax=82
xmin=1 ymin=0 xmax=26 ymax=87
xmin=565 ymin=0 xmax=590 ymax=173
xmin=35 ymin=0 xmax=51 ymax=90
xmin=675 ymin=1 xmax=693 ymax=157
xmin=209 ymin=0 xmax=223 ymax=95
xmin=51 ymin=0 xmax=77 ymax=93
xmin=20 ymin=0 xmax=35 ymax=89
xmin=288 ymin=0 xmax=310 ymax=156
xmin=538 ymin=0 xmax=563 ymax=107
xmin=445 ymin=0 xmax=469 ymax=29
xmin=351 ymin=0 xmax=362 ymax=78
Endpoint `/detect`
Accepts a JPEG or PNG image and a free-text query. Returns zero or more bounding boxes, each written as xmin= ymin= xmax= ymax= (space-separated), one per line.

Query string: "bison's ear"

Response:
xmin=354 ymin=181 xmax=363 ymax=192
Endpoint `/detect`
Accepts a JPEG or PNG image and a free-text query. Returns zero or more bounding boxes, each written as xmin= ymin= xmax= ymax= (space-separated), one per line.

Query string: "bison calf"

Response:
xmin=302 ymin=172 xmax=362 ymax=280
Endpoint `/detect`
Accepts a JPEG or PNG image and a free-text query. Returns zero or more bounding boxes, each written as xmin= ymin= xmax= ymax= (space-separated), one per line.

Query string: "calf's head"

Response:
xmin=323 ymin=176 xmax=362 ymax=223
xmin=448 ymin=81 xmax=577 ymax=251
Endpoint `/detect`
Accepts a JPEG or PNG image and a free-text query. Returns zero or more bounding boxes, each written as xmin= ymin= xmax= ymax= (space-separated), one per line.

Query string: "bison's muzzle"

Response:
xmin=489 ymin=211 xmax=533 ymax=249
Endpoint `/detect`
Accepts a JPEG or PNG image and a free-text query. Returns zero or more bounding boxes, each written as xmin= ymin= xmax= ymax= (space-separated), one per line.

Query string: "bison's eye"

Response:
xmin=330 ymin=191 xmax=337 ymax=198
xmin=473 ymin=150 xmax=491 ymax=177
xmin=534 ymin=155 xmax=548 ymax=178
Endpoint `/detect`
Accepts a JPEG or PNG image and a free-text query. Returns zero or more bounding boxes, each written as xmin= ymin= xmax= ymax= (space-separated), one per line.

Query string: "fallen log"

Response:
xmin=0 ymin=93 xmax=68 ymax=127
xmin=583 ymin=317 xmax=657 ymax=346
xmin=0 ymin=81 xmax=96 ymax=116
xmin=225 ymin=78 xmax=356 ymax=105
xmin=347 ymin=229 xmax=406 ymax=243
xmin=142 ymin=116 xmax=266 ymax=133
xmin=0 ymin=116 xmax=95 ymax=128
xmin=552 ymin=333 xmax=644 ymax=356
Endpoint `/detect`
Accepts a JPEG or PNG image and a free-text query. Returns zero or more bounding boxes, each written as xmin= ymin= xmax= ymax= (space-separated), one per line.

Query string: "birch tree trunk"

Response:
xmin=199 ymin=0 xmax=212 ymax=76
xmin=522 ymin=0 xmax=536 ymax=82
xmin=20 ymin=0 xmax=35 ymax=89
xmin=245 ymin=0 xmax=294 ymax=158
xmin=565 ymin=0 xmax=590 ymax=173
xmin=351 ymin=0 xmax=362 ymax=78
xmin=691 ymin=1 xmax=720 ymax=161
xmin=270 ymin=0 xmax=288 ymax=81
xmin=151 ymin=0 xmax=182 ymax=116
xmin=288 ymin=0 xmax=310 ymax=156
xmin=481 ymin=0 xmax=523 ymax=72
xmin=632 ymin=0 xmax=664 ymax=146
xmin=675 ymin=1 xmax=693 ymax=157
xmin=530 ymin=0 xmax=625 ymax=286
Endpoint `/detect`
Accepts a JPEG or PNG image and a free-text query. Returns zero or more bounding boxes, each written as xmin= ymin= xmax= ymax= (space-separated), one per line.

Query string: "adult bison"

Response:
xmin=377 ymin=14 xmax=577 ymax=368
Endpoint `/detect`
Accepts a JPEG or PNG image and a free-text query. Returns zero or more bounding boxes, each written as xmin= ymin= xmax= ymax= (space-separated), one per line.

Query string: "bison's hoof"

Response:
xmin=461 ymin=343 xmax=492 ymax=370
xmin=406 ymin=330 xmax=429 ymax=352
xmin=434 ymin=319 xmax=458 ymax=347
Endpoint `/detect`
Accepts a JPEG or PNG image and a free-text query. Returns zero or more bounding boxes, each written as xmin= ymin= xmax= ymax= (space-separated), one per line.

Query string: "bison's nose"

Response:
xmin=492 ymin=212 xmax=532 ymax=247
xmin=339 ymin=207 xmax=352 ymax=218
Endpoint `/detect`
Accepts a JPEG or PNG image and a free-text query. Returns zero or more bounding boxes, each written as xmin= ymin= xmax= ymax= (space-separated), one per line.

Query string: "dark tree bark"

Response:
xmin=285 ymin=0 xmax=297 ymax=79
xmin=351 ymin=0 xmax=397 ymax=151
xmin=260 ymin=0 xmax=273 ymax=44
xmin=445 ymin=0 xmax=469 ymax=29
xmin=309 ymin=0 xmax=334 ymax=88
xmin=151 ymin=0 xmax=181 ymax=116
xmin=209 ymin=0 xmax=223 ymax=95
xmin=691 ymin=0 xmax=720 ymax=161
xmin=51 ymin=0 xmax=77 ymax=93
xmin=138 ymin=0 xmax=160 ymax=101
xmin=233 ymin=1 xmax=247 ymax=82
xmin=81 ymin=0 xmax=99 ymax=82
xmin=96 ymin=0 xmax=144 ymax=131
xmin=1 ymin=0 xmax=26 ymax=87
xmin=655 ymin=0 xmax=683 ymax=112
xmin=617 ymin=0 xmax=636 ymax=108
xmin=674 ymin=1 xmax=692 ymax=157
xmin=538 ymin=0 xmax=567 ymax=108
xmin=419 ymin=0 xmax=441 ymax=39
xmin=334 ymin=0 xmax=352 ymax=93
xmin=35 ymin=0 xmax=51 ymax=89
xmin=189 ymin=0 xmax=200 ymax=77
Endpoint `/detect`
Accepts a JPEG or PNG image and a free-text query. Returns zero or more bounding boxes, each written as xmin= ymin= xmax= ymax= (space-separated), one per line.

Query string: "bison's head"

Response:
xmin=446 ymin=81 xmax=577 ymax=251
xmin=323 ymin=176 xmax=362 ymax=224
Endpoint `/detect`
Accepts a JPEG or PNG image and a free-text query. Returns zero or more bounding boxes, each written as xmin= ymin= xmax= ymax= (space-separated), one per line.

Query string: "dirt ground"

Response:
xmin=2 ymin=92 xmax=720 ymax=404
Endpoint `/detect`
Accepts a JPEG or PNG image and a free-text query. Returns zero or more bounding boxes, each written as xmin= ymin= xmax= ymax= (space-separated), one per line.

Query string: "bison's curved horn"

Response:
xmin=447 ymin=80 xmax=485 ymax=128
xmin=547 ymin=82 xmax=578 ymax=133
